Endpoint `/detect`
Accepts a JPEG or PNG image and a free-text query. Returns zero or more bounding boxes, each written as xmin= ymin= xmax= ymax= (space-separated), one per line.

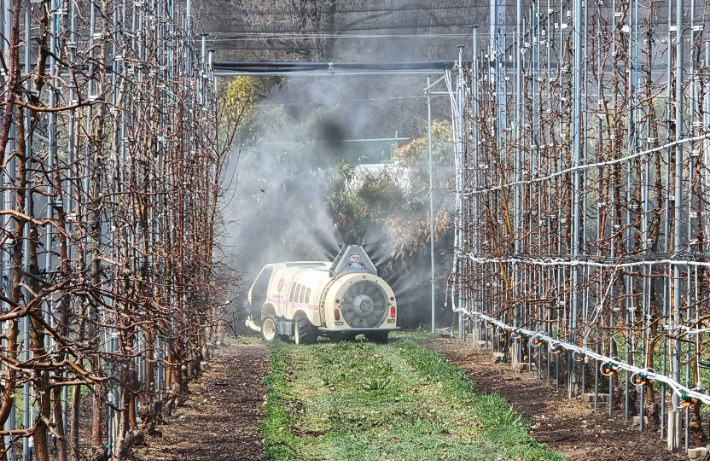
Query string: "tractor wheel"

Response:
xmin=261 ymin=315 xmax=277 ymax=342
xmin=365 ymin=331 xmax=389 ymax=344
xmin=294 ymin=314 xmax=317 ymax=345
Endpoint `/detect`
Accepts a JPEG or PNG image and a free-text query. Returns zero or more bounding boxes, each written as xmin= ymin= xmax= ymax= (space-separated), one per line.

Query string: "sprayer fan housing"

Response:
xmin=340 ymin=280 xmax=387 ymax=328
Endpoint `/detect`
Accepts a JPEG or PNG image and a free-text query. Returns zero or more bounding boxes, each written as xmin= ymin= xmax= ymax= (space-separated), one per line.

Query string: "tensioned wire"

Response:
xmin=466 ymin=133 xmax=710 ymax=195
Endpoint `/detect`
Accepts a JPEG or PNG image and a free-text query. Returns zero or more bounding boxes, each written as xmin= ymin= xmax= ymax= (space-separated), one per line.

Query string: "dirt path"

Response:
xmin=425 ymin=338 xmax=686 ymax=461
xmin=135 ymin=343 xmax=268 ymax=461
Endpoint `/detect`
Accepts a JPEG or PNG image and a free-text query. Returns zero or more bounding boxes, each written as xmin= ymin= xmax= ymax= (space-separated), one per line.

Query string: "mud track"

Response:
xmin=135 ymin=343 xmax=268 ymax=461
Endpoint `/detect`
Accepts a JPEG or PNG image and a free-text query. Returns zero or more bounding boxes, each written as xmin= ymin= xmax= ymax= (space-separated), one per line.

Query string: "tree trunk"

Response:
xmin=53 ymin=386 xmax=68 ymax=461
xmin=70 ymin=385 xmax=81 ymax=461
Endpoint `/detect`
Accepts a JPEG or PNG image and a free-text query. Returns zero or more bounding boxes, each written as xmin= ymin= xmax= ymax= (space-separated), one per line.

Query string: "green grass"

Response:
xmin=390 ymin=327 xmax=437 ymax=343
xmin=262 ymin=334 xmax=564 ymax=461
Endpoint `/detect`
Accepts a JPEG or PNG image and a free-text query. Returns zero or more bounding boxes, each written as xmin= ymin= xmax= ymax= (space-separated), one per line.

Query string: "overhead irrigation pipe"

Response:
xmin=456 ymin=307 xmax=710 ymax=408
xmin=213 ymin=60 xmax=458 ymax=70
xmin=215 ymin=70 xmax=451 ymax=77
xmin=212 ymin=60 xmax=458 ymax=76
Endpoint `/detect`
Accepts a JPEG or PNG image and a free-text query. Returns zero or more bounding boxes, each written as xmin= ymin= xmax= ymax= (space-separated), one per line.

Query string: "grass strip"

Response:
xmin=262 ymin=340 xmax=302 ymax=460
xmin=261 ymin=334 xmax=564 ymax=461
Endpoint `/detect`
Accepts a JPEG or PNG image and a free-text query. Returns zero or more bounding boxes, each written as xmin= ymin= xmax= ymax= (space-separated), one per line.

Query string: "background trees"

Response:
xmin=326 ymin=121 xmax=454 ymax=326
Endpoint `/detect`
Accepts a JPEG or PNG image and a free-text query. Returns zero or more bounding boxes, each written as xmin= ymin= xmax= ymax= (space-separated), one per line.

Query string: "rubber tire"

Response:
xmin=365 ymin=331 xmax=389 ymax=344
xmin=261 ymin=315 xmax=277 ymax=342
xmin=294 ymin=314 xmax=317 ymax=345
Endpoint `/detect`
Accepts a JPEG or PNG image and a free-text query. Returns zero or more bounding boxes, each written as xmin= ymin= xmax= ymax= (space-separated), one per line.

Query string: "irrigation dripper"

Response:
xmin=601 ymin=362 xmax=620 ymax=377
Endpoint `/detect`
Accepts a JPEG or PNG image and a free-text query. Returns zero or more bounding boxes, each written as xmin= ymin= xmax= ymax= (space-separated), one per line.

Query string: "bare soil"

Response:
xmin=135 ymin=342 xmax=268 ymax=461
xmin=424 ymin=338 xmax=688 ymax=461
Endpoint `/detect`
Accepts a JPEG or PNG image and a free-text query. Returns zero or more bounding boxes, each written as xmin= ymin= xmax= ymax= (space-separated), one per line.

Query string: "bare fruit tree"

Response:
xmin=0 ymin=0 xmax=243 ymax=460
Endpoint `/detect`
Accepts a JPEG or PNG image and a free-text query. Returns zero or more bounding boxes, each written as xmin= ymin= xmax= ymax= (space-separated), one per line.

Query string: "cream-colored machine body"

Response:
xmin=245 ymin=246 xmax=397 ymax=344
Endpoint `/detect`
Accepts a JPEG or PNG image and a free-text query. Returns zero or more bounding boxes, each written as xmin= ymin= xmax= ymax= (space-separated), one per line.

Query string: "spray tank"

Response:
xmin=244 ymin=245 xmax=398 ymax=344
